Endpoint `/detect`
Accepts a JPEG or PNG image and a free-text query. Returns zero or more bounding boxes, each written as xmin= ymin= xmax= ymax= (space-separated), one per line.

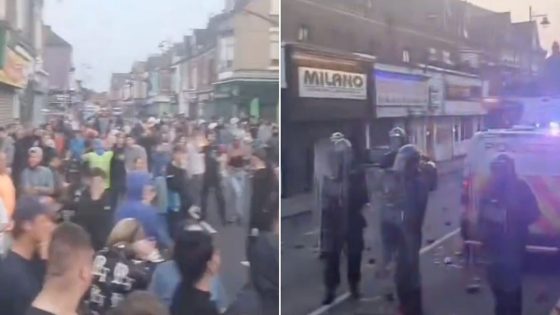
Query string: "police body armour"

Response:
xmin=478 ymin=197 xmax=508 ymax=239
xmin=379 ymin=169 xmax=407 ymax=225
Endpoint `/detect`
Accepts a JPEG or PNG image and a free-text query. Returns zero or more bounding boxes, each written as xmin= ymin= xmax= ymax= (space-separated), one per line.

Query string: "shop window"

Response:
xmin=470 ymin=86 xmax=482 ymax=98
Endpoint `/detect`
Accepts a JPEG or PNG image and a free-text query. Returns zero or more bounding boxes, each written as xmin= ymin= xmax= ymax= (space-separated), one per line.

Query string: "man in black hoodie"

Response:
xmin=166 ymin=145 xmax=192 ymax=238
xmin=247 ymin=193 xmax=279 ymax=315
xmin=72 ymin=168 xmax=113 ymax=251
xmin=200 ymin=131 xmax=226 ymax=225
xmin=110 ymin=132 xmax=127 ymax=208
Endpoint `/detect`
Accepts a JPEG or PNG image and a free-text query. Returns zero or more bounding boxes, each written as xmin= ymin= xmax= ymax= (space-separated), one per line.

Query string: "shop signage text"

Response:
xmin=298 ymin=67 xmax=366 ymax=100
xmin=445 ymin=84 xmax=482 ymax=101
xmin=375 ymin=70 xmax=429 ymax=106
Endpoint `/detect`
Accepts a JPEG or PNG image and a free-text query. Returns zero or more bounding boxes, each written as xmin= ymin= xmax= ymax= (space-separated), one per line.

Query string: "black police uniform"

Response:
xmin=381 ymin=144 xmax=433 ymax=315
xmin=480 ymin=155 xmax=539 ymax=315
xmin=323 ymin=166 xmax=368 ymax=302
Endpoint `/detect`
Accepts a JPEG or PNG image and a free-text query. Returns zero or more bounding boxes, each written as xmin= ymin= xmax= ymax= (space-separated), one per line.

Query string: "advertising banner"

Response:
xmin=375 ymin=70 xmax=429 ymax=106
xmin=0 ymin=48 xmax=31 ymax=88
xmin=298 ymin=67 xmax=367 ymax=100
xmin=445 ymin=84 xmax=482 ymax=101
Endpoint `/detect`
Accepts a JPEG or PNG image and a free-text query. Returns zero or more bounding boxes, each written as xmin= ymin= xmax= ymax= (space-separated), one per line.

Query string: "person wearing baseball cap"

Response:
xmin=20 ymin=147 xmax=56 ymax=197
xmin=0 ymin=196 xmax=57 ymax=315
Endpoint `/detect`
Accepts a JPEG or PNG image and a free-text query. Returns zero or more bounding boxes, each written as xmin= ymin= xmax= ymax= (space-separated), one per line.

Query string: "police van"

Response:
xmin=461 ymin=96 xmax=560 ymax=253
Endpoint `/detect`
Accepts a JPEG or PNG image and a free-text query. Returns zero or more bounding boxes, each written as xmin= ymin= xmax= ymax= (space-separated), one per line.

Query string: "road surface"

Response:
xmin=282 ymin=172 xmax=560 ymax=315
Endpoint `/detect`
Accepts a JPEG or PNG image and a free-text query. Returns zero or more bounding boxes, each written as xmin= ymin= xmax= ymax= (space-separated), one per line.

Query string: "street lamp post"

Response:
xmin=68 ymin=67 xmax=75 ymax=118
xmin=528 ymin=6 xmax=550 ymax=77
xmin=529 ymin=6 xmax=550 ymax=27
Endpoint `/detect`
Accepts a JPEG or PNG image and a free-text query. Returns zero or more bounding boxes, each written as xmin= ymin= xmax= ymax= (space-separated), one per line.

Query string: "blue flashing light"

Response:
xmin=550 ymin=122 xmax=560 ymax=135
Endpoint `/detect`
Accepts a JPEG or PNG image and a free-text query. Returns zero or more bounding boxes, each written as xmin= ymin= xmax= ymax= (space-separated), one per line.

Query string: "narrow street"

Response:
xmin=205 ymin=197 xmax=252 ymax=303
xmin=282 ymin=171 xmax=560 ymax=315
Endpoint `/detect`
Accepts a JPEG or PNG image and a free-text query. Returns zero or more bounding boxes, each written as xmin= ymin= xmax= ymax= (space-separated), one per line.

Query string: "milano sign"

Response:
xmin=298 ymin=67 xmax=367 ymax=100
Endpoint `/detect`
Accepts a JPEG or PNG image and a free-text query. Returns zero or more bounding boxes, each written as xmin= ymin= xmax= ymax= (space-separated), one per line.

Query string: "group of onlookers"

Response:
xmin=0 ymin=113 xmax=279 ymax=315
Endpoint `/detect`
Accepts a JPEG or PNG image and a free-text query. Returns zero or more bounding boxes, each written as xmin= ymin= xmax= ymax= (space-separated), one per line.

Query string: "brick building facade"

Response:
xmin=281 ymin=0 xmax=546 ymax=196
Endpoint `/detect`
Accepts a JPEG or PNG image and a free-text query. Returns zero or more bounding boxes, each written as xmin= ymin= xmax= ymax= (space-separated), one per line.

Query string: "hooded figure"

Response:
xmin=114 ymin=171 xmax=173 ymax=249
xmin=480 ymin=154 xmax=539 ymax=315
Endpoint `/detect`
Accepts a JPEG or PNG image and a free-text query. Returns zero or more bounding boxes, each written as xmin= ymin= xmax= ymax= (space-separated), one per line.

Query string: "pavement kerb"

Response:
xmin=304 ymin=228 xmax=461 ymax=315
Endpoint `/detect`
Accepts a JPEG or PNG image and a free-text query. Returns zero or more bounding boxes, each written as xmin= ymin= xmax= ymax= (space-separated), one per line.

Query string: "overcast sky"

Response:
xmin=44 ymin=0 xmax=224 ymax=91
xmin=44 ymin=0 xmax=559 ymax=92
xmin=469 ymin=0 xmax=559 ymax=55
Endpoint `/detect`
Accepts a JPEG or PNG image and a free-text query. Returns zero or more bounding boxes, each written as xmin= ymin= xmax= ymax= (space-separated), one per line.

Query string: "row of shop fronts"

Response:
xmin=124 ymin=79 xmax=279 ymax=122
xmin=183 ymin=79 xmax=279 ymax=121
xmin=281 ymin=43 xmax=488 ymax=197
xmin=185 ymin=81 xmax=279 ymax=121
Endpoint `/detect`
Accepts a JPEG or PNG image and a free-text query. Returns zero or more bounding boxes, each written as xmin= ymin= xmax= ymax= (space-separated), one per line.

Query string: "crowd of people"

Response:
xmin=0 ymin=114 xmax=279 ymax=315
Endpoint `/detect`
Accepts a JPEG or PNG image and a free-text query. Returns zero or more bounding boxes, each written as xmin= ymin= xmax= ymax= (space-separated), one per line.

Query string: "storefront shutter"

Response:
xmin=0 ymin=86 xmax=14 ymax=126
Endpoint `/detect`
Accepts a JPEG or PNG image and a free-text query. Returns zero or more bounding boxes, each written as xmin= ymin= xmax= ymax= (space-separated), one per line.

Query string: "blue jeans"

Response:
xmin=227 ymin=169 xmax=246 ymax=221
xmin=154 ymin=176 xmax=168 ymax=214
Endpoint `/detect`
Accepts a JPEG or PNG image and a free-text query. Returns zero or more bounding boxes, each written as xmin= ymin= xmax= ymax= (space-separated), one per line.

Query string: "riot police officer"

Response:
xmin=479 ymin=154 xmax=539 ymax=315
xmin=377 ymin=144 xmax=432 ymax=315
xmin=321 ymin=161 xmax=369 ymax=304
xmin=379 ymin=127 xmax=437 ymax=190
xmin=314 ymin=133 xmax=369 ymax=305
xmin=379 ymin=127 xmax=408 ymax=169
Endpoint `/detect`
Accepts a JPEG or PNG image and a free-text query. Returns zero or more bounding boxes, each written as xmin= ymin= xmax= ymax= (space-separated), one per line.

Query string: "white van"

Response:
xmin=461 ymin=126 xmax=560 ymax=252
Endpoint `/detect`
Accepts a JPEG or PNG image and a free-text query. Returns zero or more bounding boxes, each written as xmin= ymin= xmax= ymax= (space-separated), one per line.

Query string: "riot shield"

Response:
xmin=365 ymin=164 xmax=399 ymax=302
xmin=312 ymin=134 xmax=353 ymax=254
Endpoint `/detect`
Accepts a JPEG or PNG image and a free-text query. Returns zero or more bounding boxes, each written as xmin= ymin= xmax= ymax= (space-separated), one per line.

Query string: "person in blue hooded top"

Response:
xmin=114 ymin=171 xmax=173 ymax=249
